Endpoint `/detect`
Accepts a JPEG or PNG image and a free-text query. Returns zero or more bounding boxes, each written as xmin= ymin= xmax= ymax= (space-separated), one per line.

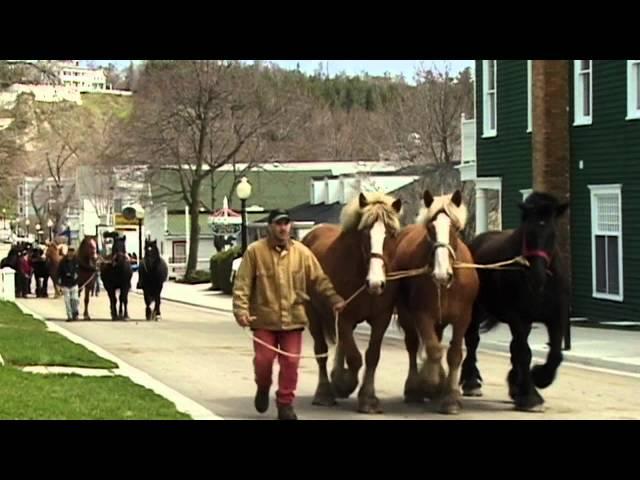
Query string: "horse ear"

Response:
xmin=556 ymin=202 xmax=569 ymax=217
xmin=423 ymin=190 xmax=434 ymax=208
xmin=451 ymin=190 xmax=463 ymax=207
xmin=391 ymin=198 xmax=402 ymax=213
xmin=359 ymin=193 xmax=368 ymax=209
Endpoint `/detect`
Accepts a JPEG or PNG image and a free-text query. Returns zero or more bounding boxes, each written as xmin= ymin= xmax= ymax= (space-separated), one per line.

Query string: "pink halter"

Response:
xmin=522 ymin=238 xmax=551 ymax=266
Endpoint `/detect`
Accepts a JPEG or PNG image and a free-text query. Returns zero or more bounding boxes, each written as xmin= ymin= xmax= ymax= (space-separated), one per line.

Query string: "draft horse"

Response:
xmin=100 ymin=236 xmax=133 ymax=321
xmin=393 ymin=190 xmax=479 ymax=414
xmin=138 ymin=239 xmax=168 ymax=321
xmin=459 ymin=191 xmax=570 ymax=412
xmin=303 ymin=191 xmax=402 ymax=413
xmin=77 ymin=236 xmax=100 ymax=319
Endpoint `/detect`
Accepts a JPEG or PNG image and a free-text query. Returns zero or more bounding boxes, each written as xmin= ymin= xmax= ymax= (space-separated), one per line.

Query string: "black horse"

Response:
xmin=138 ymin=239 xmax=168 ymax=321
xmin=460 ymin=191 xmax=570 ymax=412
xmin=30 ymin=246 xmax=49 ymax=298
xmin=100 ymin=237 xmax=133 ymax=320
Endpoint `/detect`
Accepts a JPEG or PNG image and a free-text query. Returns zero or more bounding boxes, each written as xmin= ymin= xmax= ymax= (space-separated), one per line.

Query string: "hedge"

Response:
xmin=210 ymin=246 xmax=241 ymax=294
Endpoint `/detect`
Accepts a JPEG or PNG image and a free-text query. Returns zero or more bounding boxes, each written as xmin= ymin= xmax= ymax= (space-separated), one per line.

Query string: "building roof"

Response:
xmin=153 ymin=168 xmax=333 ymax=212
xmin=255 ymin=201 xmax=343 ymax=224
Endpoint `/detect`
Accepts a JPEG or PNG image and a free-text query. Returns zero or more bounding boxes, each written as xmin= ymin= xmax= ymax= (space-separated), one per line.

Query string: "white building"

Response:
xmin=53 ymin=61 xmax=107 ymax=92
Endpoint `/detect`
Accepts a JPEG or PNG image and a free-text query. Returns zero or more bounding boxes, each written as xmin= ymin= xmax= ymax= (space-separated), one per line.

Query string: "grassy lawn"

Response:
xmin=0 ymin=301 xmax=117 ymax=369
xmin=0 ymin=367 xmax=190 ymax=420
xmin=0 ymin=300 xmax=190 ymax=419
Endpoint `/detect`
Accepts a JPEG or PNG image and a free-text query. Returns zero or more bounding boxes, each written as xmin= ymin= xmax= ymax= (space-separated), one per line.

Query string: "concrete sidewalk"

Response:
xmin=140 ymin=279 xmax=640 ymax=375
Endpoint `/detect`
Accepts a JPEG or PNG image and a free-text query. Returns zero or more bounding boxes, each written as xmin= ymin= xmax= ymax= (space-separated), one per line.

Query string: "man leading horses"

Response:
xmin=232 ymin=208 xmax=345 ymax=420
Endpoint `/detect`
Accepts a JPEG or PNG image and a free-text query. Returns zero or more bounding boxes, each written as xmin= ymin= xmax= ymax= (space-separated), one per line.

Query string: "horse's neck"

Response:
xmin=333 ymin=231 xmax=368 ymax=277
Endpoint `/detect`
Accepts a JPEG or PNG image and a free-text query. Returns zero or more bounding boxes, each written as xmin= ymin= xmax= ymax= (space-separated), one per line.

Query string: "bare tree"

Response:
xmin=382 ymin=62 xmax=474 ymax=167
xmin=28 ymin=146 xmax=78 ymax=233
xmin=0 ymin=60 xmax=59 ymax=88
xmin=131 ymin=60 xmax=304 ymax=277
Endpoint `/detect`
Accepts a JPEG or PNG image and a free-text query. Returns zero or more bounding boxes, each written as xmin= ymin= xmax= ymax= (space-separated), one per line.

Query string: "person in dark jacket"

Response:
xmin=56 ymin=245 xmax=80 ymax=321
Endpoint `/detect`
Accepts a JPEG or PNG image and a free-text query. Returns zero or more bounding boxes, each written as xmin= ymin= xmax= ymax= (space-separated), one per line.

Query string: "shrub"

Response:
xmin=212 ymin=246 xmax=241 ymax=294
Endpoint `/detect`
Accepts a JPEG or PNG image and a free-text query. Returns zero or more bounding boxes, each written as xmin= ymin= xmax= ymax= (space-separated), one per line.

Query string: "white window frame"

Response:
xmin=588 ymin=184 xmax=623 ymax=302
xmin=573 ymin=60 xmax=593 ymax=126
xmin=527 ymin=60 xmax=532 ymax=133
xmin=482 ymin=60 xmax=497 ymax=138
xmin=626 ymin=60 xmax=640 ymax=120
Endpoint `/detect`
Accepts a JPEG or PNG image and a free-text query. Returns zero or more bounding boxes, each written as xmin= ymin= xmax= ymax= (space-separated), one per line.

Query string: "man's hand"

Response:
xmin=333 ymin=300 xmax=346 ymax=314
xmin=236 ymin=313 xmax=256 ymax=328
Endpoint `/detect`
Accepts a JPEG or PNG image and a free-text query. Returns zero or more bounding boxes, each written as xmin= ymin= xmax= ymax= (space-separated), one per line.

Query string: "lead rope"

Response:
xmin=243 ymin=255 xmax=529 ymax=359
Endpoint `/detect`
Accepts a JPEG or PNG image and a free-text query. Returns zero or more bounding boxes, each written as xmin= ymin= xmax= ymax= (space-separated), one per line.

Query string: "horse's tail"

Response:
xmin=310 ymin=299 xmax=336 ymax=345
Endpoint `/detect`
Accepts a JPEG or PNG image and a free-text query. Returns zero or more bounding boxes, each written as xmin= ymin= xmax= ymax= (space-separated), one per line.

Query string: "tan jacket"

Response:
xmin=232 ymin=237 xmax=343 ymax=331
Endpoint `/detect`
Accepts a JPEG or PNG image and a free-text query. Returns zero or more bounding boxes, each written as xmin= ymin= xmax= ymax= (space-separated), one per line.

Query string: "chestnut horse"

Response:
xmin=303 ymin=192 xmax=402 ymax=413
xmin=45 ymin=242 xmax=64 ymax=298
xmin=77 ymin=236 xmax=99 ymax=320
xmin=393 ymin=190 xmax=479 ymax=414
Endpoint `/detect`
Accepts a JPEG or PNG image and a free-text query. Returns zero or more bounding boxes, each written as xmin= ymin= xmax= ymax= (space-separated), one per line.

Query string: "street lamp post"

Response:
xmin=235 ymin=177 xmax=252 ymax=255
xmin=35 ymin=224 xmax=41 ymax=244
xmin=47 ymin=219 xmax=54 ymax=242
xmin=25 ymin=218 xmax=30 ymax=238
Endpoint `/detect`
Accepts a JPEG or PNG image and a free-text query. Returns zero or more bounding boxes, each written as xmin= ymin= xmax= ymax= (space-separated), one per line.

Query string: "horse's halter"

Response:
xmin=521 ymin=237 xmax=552 ymax=267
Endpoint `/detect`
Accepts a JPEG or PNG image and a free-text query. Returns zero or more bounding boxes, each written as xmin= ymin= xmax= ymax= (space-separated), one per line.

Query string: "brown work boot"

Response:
xmin=277 ymin=404 xmax=298 ymax=420
xmin=254 ymin=388 xmax=269 ymax=414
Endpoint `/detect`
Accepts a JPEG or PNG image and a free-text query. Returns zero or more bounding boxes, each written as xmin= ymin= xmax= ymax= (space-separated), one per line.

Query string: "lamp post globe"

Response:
xmin=235 ymin=177 xmax=252 ymax=255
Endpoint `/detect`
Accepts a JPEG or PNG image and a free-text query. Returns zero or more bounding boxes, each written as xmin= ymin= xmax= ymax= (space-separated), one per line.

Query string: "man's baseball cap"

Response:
xmin=268 ymin=208 xmax=291 ymax=224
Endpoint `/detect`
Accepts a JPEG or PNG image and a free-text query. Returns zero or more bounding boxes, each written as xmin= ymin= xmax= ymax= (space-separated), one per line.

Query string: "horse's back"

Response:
xmin=470 ymin=229 xmax=517 ymax=263
xmin=302 ymin=224 xmax=341 ymax=261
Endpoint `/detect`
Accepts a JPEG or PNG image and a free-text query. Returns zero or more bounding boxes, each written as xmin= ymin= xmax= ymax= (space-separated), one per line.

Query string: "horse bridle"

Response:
xmin=522 ymin=238 xmax=552 ymax=267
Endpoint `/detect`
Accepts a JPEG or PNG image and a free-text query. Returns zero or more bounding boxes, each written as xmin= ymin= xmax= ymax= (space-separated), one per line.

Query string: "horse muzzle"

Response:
xmin=366 ymin=279 xmax=386 ymax=295
xmin=432 ymin=271 xmax=453 ymax=288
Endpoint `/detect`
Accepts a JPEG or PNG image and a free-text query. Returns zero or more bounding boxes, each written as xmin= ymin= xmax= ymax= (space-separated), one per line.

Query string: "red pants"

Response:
xmin=253 ymin=329 xmax=303 ymax=407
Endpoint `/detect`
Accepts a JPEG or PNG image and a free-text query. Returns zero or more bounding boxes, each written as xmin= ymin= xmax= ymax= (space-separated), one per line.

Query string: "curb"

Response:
xmin=354 ymin=323 xmax=640 ymax=375
xmin=14 ymin=300 xmax=223 ymax=420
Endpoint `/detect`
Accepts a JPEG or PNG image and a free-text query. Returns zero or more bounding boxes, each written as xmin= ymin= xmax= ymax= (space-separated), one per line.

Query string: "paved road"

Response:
xmin=20 ymin=293 xmax=640 ymax=420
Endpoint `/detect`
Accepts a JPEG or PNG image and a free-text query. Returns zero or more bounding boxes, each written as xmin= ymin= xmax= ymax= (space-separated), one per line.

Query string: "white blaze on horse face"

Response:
xmin=367 ymin=220 xmax=386 ymax=293
xmin=433 ymin=214 xmax=453 ymax=285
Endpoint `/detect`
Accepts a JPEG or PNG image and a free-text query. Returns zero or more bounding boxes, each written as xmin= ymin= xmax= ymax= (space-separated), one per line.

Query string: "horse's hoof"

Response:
xmin=331 ymin=370 xmax=358 ymax=399
xmin=514 ymin=392 xmax=545 ymax=412
xmin=312 ymin=395 xmax=337 ymax=407
xmin=312 ymin=383 xmax=337 ymax=407
xmin=357 ymin=396 xmax=383 ymax=414
xmin=531 ymin=364 xmax=554 ymax=389
xmin=462 ymin=386 xmax=483 ymax=397
xmin=439 ymin=395 xmax=463 ymax=415
xmin=462 ymin=379 xmax=483 ymax=397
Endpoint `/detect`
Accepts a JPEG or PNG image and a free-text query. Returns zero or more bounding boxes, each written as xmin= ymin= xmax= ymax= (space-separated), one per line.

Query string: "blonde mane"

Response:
xmin=340 ymin=191 xmax=402 ymax=234
xmin=416 ymin=192 xmax=468 ymax=230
